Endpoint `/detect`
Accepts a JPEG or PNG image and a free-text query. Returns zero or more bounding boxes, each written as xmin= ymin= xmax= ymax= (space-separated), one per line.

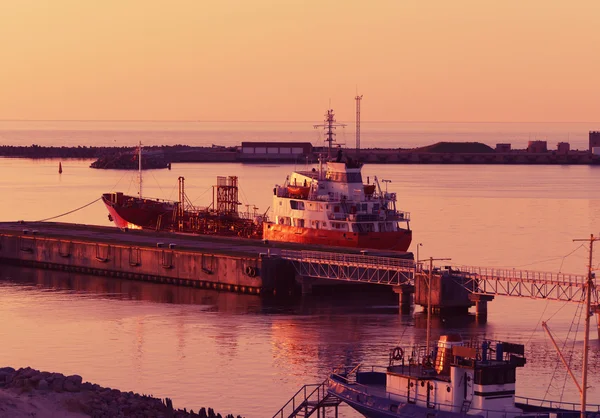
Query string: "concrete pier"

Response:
xmin=0 ymin=222 xmax=300 ymax=296
xmin=414 ymin=269 xmax=476 ymax=315
xmin=468 ymin=294 xmax=495 ymax=317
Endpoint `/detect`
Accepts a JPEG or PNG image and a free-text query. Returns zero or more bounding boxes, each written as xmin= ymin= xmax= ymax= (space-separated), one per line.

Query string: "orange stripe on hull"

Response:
xmin=263 ymin=223 xmax=412 ymax=251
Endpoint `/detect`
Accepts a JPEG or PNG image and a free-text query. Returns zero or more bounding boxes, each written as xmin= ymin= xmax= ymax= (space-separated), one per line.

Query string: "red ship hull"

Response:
xmin=263 ymin=223 xmax=412 ymax=251
xmin=102 ymin=194 xmax=175 ymax=230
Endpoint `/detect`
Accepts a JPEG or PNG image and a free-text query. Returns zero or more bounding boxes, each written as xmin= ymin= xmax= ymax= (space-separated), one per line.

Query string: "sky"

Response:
xmin=1 ymin=0 xmax=599 ymax=122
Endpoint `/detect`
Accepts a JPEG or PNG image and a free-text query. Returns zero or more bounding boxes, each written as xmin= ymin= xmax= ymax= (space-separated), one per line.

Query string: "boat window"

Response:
xmin=325 ymin=172 xmax=363 ymax=183
xmin=322 ymin=222 xmax=327 ymax=227
xmin=296 ymin=219 xmax=305 ymax=227
xmin=290 ymin=200 xmax=305 ymax=210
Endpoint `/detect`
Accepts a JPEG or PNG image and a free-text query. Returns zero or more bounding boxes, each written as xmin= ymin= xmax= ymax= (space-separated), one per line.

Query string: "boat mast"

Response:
xmin=138 ymin=141 xmax=143 ymax=198
xmin=314 ymin=109 xmax=346 ymax=159
xmin=573 ymin=233 xmax=598 ymax=418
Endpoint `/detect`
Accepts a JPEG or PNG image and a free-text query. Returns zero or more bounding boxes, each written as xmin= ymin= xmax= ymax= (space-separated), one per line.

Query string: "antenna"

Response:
xmin=355 ymin=94 xmax=363 ymax=153
xmin=314 ymin=108 xmax=346 ymax=159
xmin=138 ymin=141 xmax=143 ymax=198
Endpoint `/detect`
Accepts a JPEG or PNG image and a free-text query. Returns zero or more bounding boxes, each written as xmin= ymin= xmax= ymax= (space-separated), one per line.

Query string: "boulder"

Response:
xmin=64 ymin=374 xmax=83 ymax=392
xmin=37 ymin=379 xmax=49 ymax=390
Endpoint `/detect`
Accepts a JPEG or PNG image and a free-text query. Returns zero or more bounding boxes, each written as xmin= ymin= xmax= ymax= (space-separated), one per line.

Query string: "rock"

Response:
xmin=51 ymin=375 xmax=65 ymax=392
xmin=37 ymin=379 xmax=49 ymax=390
xmin=63 ymin=374 xmax=83 ymax=392
xmin=81 ymin=382 xmax=94 ymax=391
xmin=17 ymin=367 xmax=37 ymax=379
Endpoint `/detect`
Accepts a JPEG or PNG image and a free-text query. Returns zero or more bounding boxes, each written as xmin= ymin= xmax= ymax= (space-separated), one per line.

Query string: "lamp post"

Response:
xmin=416 ymin=243 xmax=423 ymax=268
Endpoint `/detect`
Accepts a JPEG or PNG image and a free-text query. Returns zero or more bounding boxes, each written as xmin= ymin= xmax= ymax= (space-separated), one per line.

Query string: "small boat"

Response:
xmin=327 ymin=335 xmax=600 ymax=418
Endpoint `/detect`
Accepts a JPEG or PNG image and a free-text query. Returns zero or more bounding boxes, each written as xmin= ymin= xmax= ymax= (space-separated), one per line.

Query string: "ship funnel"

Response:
xmin=435 ymin=334 xmax=463 ymax=375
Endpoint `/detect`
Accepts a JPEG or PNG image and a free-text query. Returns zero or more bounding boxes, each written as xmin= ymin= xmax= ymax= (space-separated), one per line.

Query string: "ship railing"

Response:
xmin=390 ymin=210 xmax=410 ymax=222
xmin=515 ymin=396 xmax=600 ymax=412
xmin=281 ymin=250 xmax=416 ymax=271
xmin=454 ymin=265 xmax=588 ymax=287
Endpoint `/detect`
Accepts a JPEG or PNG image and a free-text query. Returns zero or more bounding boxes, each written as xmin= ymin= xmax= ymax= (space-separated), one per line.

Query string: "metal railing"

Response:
xmin=281 ymin=250 xmax=600 ymax=303
xmin=515 ymin=396 xmax=600 ymax=412
xmin=272 ymin=380 xmax=339 ymax=418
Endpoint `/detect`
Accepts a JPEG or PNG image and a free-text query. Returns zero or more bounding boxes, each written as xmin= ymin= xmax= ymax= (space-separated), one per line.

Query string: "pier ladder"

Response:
xmin=273 ymin=380 xmax=341 ymax=418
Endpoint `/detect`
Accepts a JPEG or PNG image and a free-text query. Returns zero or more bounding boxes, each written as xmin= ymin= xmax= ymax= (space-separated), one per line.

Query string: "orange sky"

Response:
xmin=1 ymin=0 xmax=599 ymax=122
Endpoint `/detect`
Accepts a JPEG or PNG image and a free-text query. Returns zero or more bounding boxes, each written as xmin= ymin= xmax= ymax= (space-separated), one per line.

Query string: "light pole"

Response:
xmin=416 ymin=243 xmax=423 ymax=268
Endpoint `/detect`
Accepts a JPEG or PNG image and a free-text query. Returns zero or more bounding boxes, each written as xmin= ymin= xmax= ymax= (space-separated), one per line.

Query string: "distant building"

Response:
xmin=239 ymin=142 xmax=313 ymax=161
xmin=589 ymin=131 xmax=600 ymax=153
xmin=495 ymin=143 xmax=511 ymax=153
xmin=241 ymin=142 xmax=312 ymax=155
xmin=527 ymin=141 xmax=547 ymax=153
xmin=557 ymin=142 xmax=570 ymax=155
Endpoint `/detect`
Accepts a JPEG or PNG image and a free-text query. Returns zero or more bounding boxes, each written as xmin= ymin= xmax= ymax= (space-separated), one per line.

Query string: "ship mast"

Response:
xmin=314 ymin=109 xmax=346 ymax=159
xmin=573 ymin=233 xmax=598 ymax=418
xmin=137 ymin=141 xmax=143 ymax=198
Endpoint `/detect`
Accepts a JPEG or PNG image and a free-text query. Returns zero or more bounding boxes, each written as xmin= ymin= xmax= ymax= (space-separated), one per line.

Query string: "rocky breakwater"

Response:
xmin=0 ymin=367 xmax=243 ymax=418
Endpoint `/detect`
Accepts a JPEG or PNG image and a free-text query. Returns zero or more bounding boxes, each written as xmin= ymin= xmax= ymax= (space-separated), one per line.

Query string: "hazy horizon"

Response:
xmin=2 ymin=1 xmax=599 ymax=122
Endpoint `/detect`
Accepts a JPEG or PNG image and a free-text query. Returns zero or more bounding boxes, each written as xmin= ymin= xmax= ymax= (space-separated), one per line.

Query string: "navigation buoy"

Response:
xmin=58 ymin=162 xmax=63 ymax=174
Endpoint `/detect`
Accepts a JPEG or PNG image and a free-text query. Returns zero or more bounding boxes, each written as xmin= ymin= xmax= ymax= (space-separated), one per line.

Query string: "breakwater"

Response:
xmin=0 ymin=366 xmax=243 ymax=418
xmin=3 ymin=141 xmax=600 ymax=165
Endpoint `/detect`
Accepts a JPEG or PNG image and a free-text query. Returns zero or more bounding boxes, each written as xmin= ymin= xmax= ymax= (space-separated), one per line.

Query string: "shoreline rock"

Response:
xmin=0 ymin=366 xmax=243 ymax=418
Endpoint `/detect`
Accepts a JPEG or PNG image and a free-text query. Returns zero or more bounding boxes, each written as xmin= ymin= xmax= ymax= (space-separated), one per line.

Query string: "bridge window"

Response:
xmin=290 ymin=200 xmax=305 ymax=210
xmin=325 ymin=172 xmax=363 ymax=183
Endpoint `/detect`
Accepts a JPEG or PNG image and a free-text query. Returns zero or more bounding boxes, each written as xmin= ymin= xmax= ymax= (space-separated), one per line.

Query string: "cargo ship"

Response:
xmin=102 ymin=142 xmax=264 ymax=238
xmin=102 ymin=112 xmax=412 ymax=251
xmin=262 ymin=153 xmax=412 ymax=251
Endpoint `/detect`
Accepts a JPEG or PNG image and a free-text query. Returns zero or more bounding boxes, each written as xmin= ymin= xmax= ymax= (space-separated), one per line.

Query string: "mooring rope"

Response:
xmin=35 ymin=197 xmax=102 ymax=222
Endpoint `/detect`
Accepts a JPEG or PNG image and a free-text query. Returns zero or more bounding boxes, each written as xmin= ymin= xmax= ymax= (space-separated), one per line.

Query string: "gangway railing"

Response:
xmin=281 ymin=250 xmax=416 ymax=286
xmin=454 ymin=265 xmax=597 ymax=303
xmin=272 ymin=380 xmax=341 ymax=418
xmin=280 ymin=250 xmax=599 ymax=303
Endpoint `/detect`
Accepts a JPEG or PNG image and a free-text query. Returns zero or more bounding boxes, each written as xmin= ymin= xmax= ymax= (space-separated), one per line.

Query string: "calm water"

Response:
xmin=1 ymin=122 xmax=600 ymax=416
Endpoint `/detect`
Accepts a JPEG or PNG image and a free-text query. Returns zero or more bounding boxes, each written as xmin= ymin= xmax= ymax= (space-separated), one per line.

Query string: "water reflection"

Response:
xmin=2 ymin=265 xmax=600 ymax=416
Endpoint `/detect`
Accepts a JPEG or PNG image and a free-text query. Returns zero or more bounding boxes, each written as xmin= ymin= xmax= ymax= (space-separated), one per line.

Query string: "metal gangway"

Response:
xmin=281 ymin=249 xmax=416 ymax=286
xmin=272 ymin=380 xmax=341 ymax=418
xmin=280 ymin=250 xmax=599 ymax=303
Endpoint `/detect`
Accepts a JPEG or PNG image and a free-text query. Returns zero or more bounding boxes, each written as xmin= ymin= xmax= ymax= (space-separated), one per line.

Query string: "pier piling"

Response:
xmin=469 ymin=294 xmax=495 ymax=317
xmin=394 ymin=285 xmax=414 ymax=313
